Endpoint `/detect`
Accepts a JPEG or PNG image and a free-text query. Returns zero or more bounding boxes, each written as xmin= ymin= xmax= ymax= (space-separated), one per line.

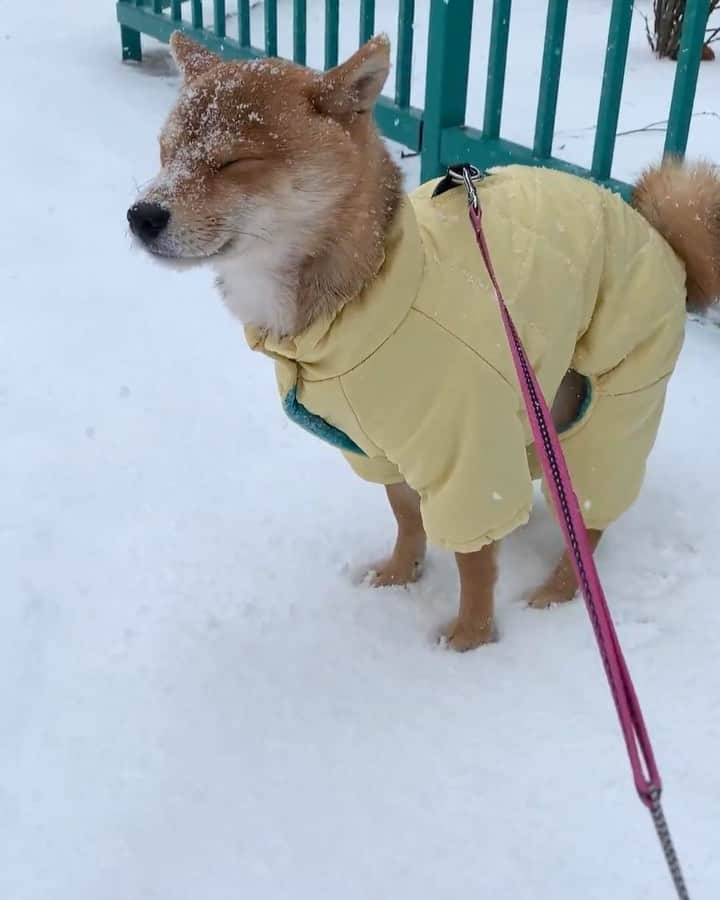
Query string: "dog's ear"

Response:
xmin=312 ymin=35 xmax=390 ymax=118
xmin=170 ymin=32 xmax=221 ymax=81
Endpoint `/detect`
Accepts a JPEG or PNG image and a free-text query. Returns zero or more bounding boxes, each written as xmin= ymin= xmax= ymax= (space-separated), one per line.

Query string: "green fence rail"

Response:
xmin=117 ymin=0 xmax=710 ymax=199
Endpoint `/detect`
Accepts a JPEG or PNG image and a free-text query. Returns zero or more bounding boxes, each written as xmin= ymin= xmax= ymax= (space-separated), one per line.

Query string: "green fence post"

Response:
xmin=395 ymin=0 xmax=415 ymax=108
xmin=214 ymin=0 xmax=226 ymax=39
xmin=665 ymin=0 xmax=709 ymax=158
xmin=191 ymin=0 xmax=203 ymax=30
xmin=294 ymin=0 xmax=307 ymax=64
xmin=533 ymin=0 xmax=568 ymax=159
xmin=325 ymin=0 xmax=340 ymax=68
xmin=421 ymin=0 xmax=474 ymax=181
xmin=121 ymin=24 xmax=142 ymax=61
xmin=359 ymin=0 xmax=376 ymax=45
xmin=484 ymin=0 xmax=512 ymax=140
xmin=119 ymin=0 xmax=142 ymax=60
xmin=238 ymin=0 xmax=251 ymax=47
xmin=591 ymin=0 xmax=633 ymax=181
xmin=265 ymin=0 xmax=278 ymax=57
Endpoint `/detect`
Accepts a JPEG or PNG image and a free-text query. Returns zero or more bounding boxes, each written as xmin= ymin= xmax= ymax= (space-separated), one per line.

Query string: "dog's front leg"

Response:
xmin=528 ymin=529 xmax=603 ymax=608
xmin=370 ymin=482 xmax=427 ymax=587
xmin=442 ymin=544 xmax=498 ymax=651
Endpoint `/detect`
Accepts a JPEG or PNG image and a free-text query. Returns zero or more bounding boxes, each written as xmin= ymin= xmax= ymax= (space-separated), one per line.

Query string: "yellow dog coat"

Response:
xmin=247 ymin=165 xmax=686 ymax=552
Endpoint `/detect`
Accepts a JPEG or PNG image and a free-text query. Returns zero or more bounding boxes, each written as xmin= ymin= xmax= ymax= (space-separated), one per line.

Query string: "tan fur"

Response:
xmin=371 ymin=483 xmax=427 ymax=587
xmin=632 ymin=158 xmax=720 ymax=309
xmin=445 ymin=545 xmax=498 ymax=651
xmin=528 ymin=529 xmax=603 ymax=608
xmin=371 ymin=483 xmax=497 ymax=651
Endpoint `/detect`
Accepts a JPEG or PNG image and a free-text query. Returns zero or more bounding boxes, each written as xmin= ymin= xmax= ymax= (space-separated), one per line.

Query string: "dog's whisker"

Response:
xmin=228 ymin=228 xmax=273 ymax=244
xmin=131 ymin=175 xmax=154 ymax=193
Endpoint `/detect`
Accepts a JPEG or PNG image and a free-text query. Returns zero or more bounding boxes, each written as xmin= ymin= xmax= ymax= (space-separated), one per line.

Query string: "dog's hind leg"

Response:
xmin=527 ymin=371 xmax=602 ymax=608
xmin=528 ymin=528 xmax=603 ymax=608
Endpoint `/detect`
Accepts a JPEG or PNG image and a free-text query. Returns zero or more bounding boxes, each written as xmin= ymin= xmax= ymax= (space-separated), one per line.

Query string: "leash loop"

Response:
xmin=458 ymin=165 xmax=691 ymax=898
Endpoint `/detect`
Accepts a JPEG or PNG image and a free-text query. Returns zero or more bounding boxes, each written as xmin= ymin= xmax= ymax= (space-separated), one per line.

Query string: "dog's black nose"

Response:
xmin=127 ymin=201 xmax=170 ymax=242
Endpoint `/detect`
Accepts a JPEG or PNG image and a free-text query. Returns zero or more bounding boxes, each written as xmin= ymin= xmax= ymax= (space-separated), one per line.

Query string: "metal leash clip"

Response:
xmin=448 ymin=163 xmax=483 ymax=210
xmin=431 ymin=163 xmax=484 ymax=202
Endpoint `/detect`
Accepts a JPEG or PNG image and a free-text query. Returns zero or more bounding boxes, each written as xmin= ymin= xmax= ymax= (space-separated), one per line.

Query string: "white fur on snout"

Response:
xmin=151 ymin=227 xmax=228 ymax=260
xmin=129 ymin=232 xmax=201 ymax=272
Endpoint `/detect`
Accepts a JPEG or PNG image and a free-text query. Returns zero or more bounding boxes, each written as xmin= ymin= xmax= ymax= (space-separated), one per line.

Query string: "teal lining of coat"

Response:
xmin=283 ymin=375 xmax=591 ymax=457
xmin=558 ymin=375 xmax=593 ymax=434
xmin=283 ymin=387 xmax=367 ymax=455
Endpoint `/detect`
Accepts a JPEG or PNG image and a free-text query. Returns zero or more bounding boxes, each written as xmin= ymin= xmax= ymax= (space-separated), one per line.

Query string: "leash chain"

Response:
xmin=651 ymin=794 xmax=692 ymax=900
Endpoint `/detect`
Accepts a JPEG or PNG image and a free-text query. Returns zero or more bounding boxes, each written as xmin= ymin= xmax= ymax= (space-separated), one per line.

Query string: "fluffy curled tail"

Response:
xmin=632 ymin=159 xmax=720 ymax=309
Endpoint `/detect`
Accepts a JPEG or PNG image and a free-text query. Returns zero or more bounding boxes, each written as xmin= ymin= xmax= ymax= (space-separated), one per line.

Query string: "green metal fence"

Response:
xmin=117 ymin=0 xmax=710 ymax=199
xmin=118 ymin=0 xmax=422 ymax=151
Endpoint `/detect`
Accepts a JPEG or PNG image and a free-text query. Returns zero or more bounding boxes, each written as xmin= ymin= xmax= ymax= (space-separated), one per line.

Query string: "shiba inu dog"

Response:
xmin=129 ymin=32 xmax=720 ymax=650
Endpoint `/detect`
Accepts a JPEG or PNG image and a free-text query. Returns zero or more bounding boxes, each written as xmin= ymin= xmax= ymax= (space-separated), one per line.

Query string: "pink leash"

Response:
xmin=456 ymin=165 xmax=691 ymax=899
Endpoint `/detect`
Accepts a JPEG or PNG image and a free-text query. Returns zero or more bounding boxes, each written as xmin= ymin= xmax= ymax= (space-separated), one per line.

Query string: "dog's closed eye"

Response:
xmin=217 ymin=157 xmax=264 ymax=172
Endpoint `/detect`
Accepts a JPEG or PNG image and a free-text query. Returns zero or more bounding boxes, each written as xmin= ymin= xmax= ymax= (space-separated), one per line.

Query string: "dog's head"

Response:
xmin=128 ymin=33 xmax=391 ymax=264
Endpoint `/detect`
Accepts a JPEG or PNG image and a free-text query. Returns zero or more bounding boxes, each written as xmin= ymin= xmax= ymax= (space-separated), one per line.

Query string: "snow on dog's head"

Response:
xmin=128 ymin=32 xmax=396 ymax=335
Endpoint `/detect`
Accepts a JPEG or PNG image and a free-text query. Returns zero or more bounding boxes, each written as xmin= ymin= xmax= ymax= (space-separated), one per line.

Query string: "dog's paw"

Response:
xmin=438 ymin=617 xmax=496 ymax=652
xmin=368 ymin=556 xmax=424 ymax=588
xmin=527 ymin=584 xmax=578 ymax=609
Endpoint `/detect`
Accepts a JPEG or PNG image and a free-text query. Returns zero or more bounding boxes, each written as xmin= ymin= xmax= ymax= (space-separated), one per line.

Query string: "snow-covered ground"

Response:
xmin=2 ymin=2 xmax=719 ymax=898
